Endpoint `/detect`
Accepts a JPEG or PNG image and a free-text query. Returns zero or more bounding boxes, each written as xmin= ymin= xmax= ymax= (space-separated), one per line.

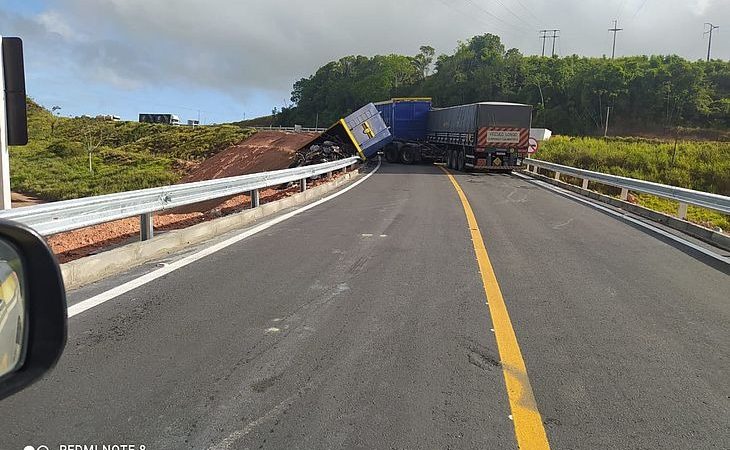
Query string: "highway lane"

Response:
xmin=452 ymin=169 xmax=730 ymax=449
xmin=3 ymin=162 xmax=514 ymax=449
xmin=2 ymin=162 xmax=728 ymax=449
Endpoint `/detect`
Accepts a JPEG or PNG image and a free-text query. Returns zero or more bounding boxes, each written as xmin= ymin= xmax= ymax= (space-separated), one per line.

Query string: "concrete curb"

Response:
xmin=522 ymin=170 xmax=730 ymax=252
xmin=61 ymin=170 xmax=361 ymax=290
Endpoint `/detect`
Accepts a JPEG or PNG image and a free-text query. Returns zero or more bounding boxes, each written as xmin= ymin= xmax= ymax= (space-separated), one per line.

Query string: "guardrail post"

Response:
xmin=554 ymin=171 xmax=561 ymax=181
xmin=677 ymin=202 xmax=688 ymax=220
xmin=532 ymin=165 xmax=538 ymax=174
xmin=341 ymin=165 xmax=348 ymax=174
xmin=140 ymin=213 xmax=153 ymax=241
xmin=582 ymin=178 xmax=589 ymax=190
xmin=300 ymin=178 xmax=307 ymax=192
xmin=327 ymin=171 xmax=333 ymax=179
xmin=620 ymin=188 xmax=629 ymax=201
xmin=250 ymin=189 xmax=260 ymax=208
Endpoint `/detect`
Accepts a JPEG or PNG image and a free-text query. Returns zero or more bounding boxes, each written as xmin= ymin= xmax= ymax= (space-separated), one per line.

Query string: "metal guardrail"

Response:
xmin=524 ymin=158 xmax=730 ymax=218
xmin=251 ymin=126 xmax=327 ymax=133
xmin=0 ymin=157 xmax=359 ymax=239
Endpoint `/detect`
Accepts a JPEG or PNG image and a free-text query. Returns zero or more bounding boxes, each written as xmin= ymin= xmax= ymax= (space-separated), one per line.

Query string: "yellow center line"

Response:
xmin=440 ymin=166 xmax=551 ymax=450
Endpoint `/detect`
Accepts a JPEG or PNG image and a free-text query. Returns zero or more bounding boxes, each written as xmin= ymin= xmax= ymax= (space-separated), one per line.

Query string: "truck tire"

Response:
xmin=400 ymin=146 xmax=415 ymax=164
xmin=457 ymin=149 xmax=466 ymax=171
xmin=385 ymin=145 xmax=399 ymax=163
xmin=447 ymin=149 xmax=454 ymax=169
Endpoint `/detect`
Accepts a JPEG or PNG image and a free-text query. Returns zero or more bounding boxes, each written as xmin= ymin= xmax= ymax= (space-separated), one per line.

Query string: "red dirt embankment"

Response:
xmin=47 ymin=130 xmax=334 ymax=263
xmin=181 ymin=131 xmax=318 ymax=182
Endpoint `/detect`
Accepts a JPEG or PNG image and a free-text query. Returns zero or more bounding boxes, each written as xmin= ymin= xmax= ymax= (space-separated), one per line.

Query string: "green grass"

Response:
xmin=538 ymin=136 xmax=730 ymax=231
xmin=635 ymin=194 xmax=730 ymax=231
xmin=10 ymin=99 xmax=254 ymax=200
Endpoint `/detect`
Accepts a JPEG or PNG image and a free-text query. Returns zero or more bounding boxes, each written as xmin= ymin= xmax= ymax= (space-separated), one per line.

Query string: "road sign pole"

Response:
xmin=0 ymin=36 xmax=11 ymax=210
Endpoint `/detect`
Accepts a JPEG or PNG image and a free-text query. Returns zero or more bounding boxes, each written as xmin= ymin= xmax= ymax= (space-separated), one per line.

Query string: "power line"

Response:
xmin=485 ymin=0 xmax=539 ymax=30
xmin=436 ymin=0 xmax=519 ymax=36
xmin=510 ymin=0 xmax=543 ymax=26
xmin=630 ymin=0 xmax=650 ymax=20
xmin=461 ymin=0 xmax=533 ymax=34
xmin=704 ymin=23 xmax=720 ymax=62
xmin=608 ymin=19 xmax=623 ymax=59
xmin=614 ymin=0 xmax=629 ymax=20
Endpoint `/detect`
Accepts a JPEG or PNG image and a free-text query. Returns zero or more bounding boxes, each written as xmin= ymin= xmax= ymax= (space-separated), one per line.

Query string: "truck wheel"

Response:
xmin=447 ymin=149 xmax=454 ymax=169
xmin=385 ymin=145 xmax=399 ymax=163
xmin=400 ymin=146 xmax=415 ymax=164
xmin=457 ymin=149 xmax=466 ymax=171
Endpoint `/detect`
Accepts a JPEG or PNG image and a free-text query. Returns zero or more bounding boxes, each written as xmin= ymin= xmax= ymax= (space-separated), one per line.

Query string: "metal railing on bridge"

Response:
xmin=0 ymin=158 xmax=359 ymax=240
xmin=524 ymin=158 xmax=730 ymax=219
xmin=250 ymin=126 xmax=328 ymax=133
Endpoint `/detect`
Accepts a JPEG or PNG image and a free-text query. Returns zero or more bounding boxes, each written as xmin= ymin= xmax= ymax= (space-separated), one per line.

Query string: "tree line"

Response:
xmin=272 ymin=34 xmax=730 ymax=136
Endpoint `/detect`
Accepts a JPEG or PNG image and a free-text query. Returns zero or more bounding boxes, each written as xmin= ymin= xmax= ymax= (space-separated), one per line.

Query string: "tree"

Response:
xmin=411 ymin=45 xmax=435 ymax=79
xmin=50 ymin=105 xmax=62 ymax=136
xmin=281 ymin=33 xmax=729 ymax=134
xmin=82 ymin=122 xmax=104 ymax=173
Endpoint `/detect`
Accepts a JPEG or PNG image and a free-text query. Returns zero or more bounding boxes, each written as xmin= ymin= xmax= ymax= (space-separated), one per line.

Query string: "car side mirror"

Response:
xmin=0 ymin=219 xmax=67 ymax=400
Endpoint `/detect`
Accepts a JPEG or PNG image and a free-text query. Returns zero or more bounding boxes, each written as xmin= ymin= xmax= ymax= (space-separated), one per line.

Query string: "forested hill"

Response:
xmin=271 ymin=34 xmax=730 ymax=136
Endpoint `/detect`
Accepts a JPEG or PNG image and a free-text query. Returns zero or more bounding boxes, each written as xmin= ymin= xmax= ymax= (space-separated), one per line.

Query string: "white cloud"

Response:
xmin=35 ymin=11 xmax=81 ymax=41
xmin=2 ymin=0 xmax=729 ymax=104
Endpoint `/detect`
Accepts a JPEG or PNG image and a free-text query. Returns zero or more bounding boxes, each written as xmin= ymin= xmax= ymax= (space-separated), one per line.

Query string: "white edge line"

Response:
xmin=513 ymin=171 xmax=729 ymax=264
xmin=67 ymin=159 xmax=381 ymax=318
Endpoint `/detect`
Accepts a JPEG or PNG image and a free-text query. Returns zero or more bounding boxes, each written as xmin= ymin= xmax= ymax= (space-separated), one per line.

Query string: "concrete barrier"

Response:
xmin=61 ymin=170 xmax=360 ymax=290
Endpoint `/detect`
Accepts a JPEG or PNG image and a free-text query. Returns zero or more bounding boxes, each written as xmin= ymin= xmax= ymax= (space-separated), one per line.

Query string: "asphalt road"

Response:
xmin=2 ymin=162 xmax=728 ymax=449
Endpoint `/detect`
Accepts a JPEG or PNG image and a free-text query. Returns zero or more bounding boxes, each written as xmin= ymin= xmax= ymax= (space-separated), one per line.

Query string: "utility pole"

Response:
xmin=609 ymin=19 xmax=623 ymax=59
xmin=604 ymin=106 xmax=611 ymax=137
xmin=539 ymin=29 xmax=559 ymax=57
xmin=704 ymin=23 xmax=719 ymax=61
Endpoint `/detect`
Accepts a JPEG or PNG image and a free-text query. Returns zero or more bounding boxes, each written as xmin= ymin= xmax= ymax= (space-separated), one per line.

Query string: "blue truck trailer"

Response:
xmin=375 ymin=98 xmax=443 ymax=164
xmin=375 ymin=98 xmax=533 ymax=171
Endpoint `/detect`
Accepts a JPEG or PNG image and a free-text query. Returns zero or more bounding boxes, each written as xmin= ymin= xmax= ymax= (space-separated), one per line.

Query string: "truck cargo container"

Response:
xmin=375 ymin=98 xmax=443 ymax=164
xmin=291 ymin=103 xmax=392 ymax=166
xmin=341 ymin=102 xmax=392 ymax=158
xmin=427 ymin=102 xmax=532 ymax=171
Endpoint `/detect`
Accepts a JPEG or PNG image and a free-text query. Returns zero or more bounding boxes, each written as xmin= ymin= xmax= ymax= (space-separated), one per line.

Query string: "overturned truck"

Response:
xmin=290 ymin=103 xmax=392 ymax=167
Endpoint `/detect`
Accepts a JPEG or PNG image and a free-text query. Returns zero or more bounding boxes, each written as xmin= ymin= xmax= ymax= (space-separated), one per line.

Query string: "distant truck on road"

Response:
xmin=376 ymin=98 xmax=533 ymax=171
xmin=139 ymin=113 xmax=180 ymax=125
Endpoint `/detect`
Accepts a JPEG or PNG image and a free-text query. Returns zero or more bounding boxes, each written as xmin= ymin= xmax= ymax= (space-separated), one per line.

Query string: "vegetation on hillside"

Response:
xmin=10 ymin=100 xmax=254 ymax=200
xmin=273 ymin=34 xmax=730 ymax=136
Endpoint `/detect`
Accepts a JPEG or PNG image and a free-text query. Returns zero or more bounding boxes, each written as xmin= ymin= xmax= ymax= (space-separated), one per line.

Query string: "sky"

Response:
xmin=1 ymin=0 xmax=728 ymax=124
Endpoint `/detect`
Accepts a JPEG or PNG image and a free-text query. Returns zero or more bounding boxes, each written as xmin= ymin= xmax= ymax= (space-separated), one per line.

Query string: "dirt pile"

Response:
xmin=181 ymin=130 xmax=319 ymax=182
xmin=173 ymin=130 xmax=320 ymax=213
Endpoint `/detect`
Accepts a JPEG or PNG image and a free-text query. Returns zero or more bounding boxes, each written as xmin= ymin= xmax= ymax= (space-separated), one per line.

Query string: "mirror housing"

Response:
xmin=0 ymin=219 xmax=66 ymax=400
